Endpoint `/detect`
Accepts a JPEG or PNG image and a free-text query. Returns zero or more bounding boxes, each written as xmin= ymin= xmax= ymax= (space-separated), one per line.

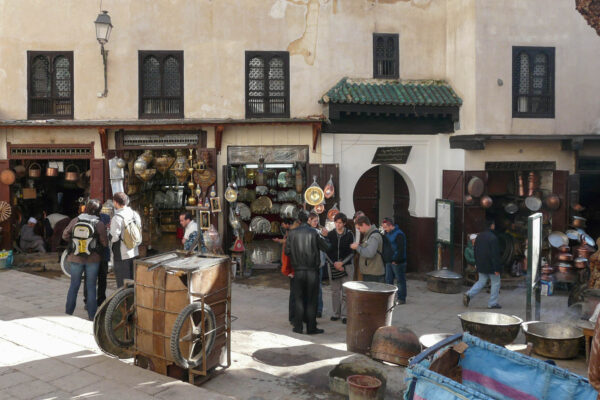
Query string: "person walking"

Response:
xmin=351 ymin=215 xmax=385 ymax=283
xmin=325 ymin=213 xmax=354 ymax=324
xmin=463 ymin=219 xmax=502 ymax=309
xmin=62 ymin=199 xmax=108 ymax=320
xmin=381 ymin=217 xmax=407 ymax=304
xmin=285 ymin=211 xmax=330 ymax=334
xmin=110 ymin=192 xmax=142 ymax=288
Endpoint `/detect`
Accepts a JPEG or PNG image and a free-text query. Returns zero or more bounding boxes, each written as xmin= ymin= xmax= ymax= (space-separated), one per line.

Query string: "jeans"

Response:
xmin=385 ymin=262 xmax=407 ymax=302
xmin=467 ymin=272 xmax=501 ymax=307
xmin=66 ymin=262 xmax=99 ymax=320
xmin=331 ymin=263 xmax=354 ymax=318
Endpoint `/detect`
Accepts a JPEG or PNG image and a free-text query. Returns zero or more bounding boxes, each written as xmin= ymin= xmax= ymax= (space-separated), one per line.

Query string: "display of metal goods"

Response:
xmin=480 ymin=195 xmax=493 ymax=208
xmin=544 ymin=193 xmax=560 ymax=210
xmin=548 ymin=231 xmax=569 ymax=248
xmin=521 ymin=321 xmax=583 ymax=359
xmin=370 ymin=326 xmax=420 ymax=366
xmin=418 ymin=333 xmax=454 ymax=349
xmin=94 ymin=251 xmax=232 ymax=383
xmin=467 ymin=176 xmax=484 ymax=197
xmin=457 ymin=312 xmax=522 ymax=346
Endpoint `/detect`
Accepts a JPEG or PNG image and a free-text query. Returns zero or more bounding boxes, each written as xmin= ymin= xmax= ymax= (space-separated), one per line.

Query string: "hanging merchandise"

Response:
xmin=65 ymin=164 xmax=80 ymax=182
xmin=194 ymin=152 xmax=217 ymax=195
xmin=0 ymin=201 xmax=11 ymax=222
xmin=327 ymin=203 xmax=340 ymax=221
xmin=295 ymin=166 xmax=303 ymax=193
xmin=324 ymin=174 xmax=335 ymax=199
xmin=171 ymin=150 xmax=189 ymax=183
xmin=155 ymin=153 xmax=175 ymax=175
xmin=256 ymin=157 xmax=266 ymax=186
xmin=0 ymin=169 xmax=15 ymax=185
xmin=304 ymin=176 xmax=324 ymax=206
xmin=28 ymin=162 xmax=42 ymax=178
xmin=204 ymin=197 xmax=210 ymax=208
xmin=210 ymin=185 xmax=217 ymax=198
xmin=134 ymin=156 xmax=148 ymax=175
xmin=225 ymin=183 xmax=238 ymax=203
xmin=314 ymin=202 xmax=325 ymax=214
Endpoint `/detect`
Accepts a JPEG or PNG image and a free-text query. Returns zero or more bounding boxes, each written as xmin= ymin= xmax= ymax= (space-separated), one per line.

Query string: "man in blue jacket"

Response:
xmin=382 ymin=217 xmax=407 ymax=304
xmin=463 ymin=219 xmax=503 ymax=309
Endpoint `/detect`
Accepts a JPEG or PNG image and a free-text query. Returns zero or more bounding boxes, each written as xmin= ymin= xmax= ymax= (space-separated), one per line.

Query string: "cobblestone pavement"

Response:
xmin=0 ymin=268 xmax=589 ymax=399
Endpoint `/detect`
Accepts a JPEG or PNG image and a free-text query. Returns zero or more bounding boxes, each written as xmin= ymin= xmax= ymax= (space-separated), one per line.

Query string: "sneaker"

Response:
xmin=330 ymin=316 xmax=340 ymax=321
xmin=463 ymin=293 xmax=470 ymax=307
xmin=488 ymin=304 xmax=502 ymax=309
xmin=396 ymin=299 xmax=406 ymax=305
xmin=292 ymin=327 xmax=303 ymax=334
xmin=341 ymin=318 xmax=347 ymax=324
xmin=307 ymin=328 xmax=324 ymax=335
xmin=317 ymin=312 xmax=322 ymax=318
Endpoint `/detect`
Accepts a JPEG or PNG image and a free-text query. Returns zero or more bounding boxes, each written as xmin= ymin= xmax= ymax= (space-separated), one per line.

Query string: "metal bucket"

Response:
xmin=343 ymin=281 xmax=397 ymax=354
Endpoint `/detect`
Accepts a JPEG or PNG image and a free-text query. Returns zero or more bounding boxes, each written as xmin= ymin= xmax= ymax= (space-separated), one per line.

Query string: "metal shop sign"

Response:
xmin=371 ymin=146 xmax=412 ymax=165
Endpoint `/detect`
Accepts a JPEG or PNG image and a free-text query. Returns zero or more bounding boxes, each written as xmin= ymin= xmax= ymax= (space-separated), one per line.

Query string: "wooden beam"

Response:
xmin=312 ymin=123 xmax=321 ymax=152
xmin=215 ymin=125 xmax=224 ymax=155
xmin=98 ymin=128 xmax=108 ymax=155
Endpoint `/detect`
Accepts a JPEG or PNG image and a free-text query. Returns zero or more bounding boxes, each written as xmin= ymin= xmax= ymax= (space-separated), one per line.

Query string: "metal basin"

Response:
xmin=419 ymin=333 xmax=454 ymax=350
xmin=522 ymin=321 xmax=583 ymax=359
xmin=458 ymin=312 xmax=522 ymax=346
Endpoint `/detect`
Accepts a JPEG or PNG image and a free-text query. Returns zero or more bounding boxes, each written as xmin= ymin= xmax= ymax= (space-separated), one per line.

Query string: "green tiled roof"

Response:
xmin=320 ymin=77 xmax=462 ymax=107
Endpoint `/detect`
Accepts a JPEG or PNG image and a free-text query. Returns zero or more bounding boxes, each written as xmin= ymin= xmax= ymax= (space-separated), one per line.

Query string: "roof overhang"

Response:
xmin=449 ymin=134 xmax=600 ymax=150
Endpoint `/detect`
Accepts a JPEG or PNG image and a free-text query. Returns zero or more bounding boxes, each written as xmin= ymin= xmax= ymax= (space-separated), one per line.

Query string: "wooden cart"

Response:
xmin=94 ymin=251 xmax=232 ymax=385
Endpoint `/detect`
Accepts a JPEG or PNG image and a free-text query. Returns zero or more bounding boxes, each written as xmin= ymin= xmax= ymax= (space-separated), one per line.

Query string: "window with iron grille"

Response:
xmin=373 ymin=34 xmax=399 ymax=79
xmin=139 ymin=51 xmax=184 ymax=118
xmin=27 ymin=51 xmax=73 ymax=119
xmin=512 ymin=46 xmax=555 ymax=118
xmin=245 ymin=51 xmax=290 ymax=118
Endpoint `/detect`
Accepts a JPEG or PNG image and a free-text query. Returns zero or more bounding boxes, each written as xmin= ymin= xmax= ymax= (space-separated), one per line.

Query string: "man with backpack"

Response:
xmin=62 ymin=199 xmax=108 ymax=321
xmin=110 ymin=192 xmax=142 ymax=288
xmin=350 ymin=215 xmax=385 ymax=283
xmin=382 ymin=217 xmax=407 ymax=304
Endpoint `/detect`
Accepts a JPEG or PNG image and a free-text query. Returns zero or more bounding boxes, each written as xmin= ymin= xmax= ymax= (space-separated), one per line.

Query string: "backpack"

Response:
xmin=115 ymin=212 xmax=142 ymax=250
xmin=71 ymin=215 xmax=99 ymax=256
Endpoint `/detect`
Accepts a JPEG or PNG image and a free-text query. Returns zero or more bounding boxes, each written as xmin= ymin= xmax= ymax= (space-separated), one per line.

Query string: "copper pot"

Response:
xmin=572 ymin=216 xmax=586 ymax=228
xmin=65 ymin=164 xmax=80 ymax=182
xmin=480 ymin=195 xmax=493 ymax=208
xmin=0 ymin=169 xmax=15 ymax=185
xmin=28 ymin=162 xmax=41 ymax=178
xmin=518 ymin=172 xmax=525 ymax=197
xmin=544 ymin=194 xmax=560 ymax=211
xmin=541 ymin=266 xmax=555 ymax=274
xmin=46 ymin=166 xmax=58 ymax=177
xmin=464 ymin=194 xmax=474 ymax=205
xmin=558 ymin=245 xmax=570 ymax=253
xmin=557 ymin=252 xmax=573 ymax=262
xmin=527 ymin=171 xmax=539 ymax=196
xmin=557 ymin=263 xmax=573 ymax=273
xmin=574 ymin=258 xmax=588 ymax=269
xmin=577 ymin=246 xmax=594 ymax=259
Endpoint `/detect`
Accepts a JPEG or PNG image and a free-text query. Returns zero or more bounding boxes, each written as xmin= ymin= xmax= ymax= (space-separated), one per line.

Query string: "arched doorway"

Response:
xmin=353 ymin=166 xmax=410 ymax=230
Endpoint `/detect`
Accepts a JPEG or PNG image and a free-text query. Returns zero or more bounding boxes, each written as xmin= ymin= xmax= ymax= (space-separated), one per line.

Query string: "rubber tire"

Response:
xmin=170 ymin=302 xmax=217 ymax=369
xmin=104 ymin=287 xmax=135 ymax=348
xmin=60 ymin=249 xmax=71 ymax=278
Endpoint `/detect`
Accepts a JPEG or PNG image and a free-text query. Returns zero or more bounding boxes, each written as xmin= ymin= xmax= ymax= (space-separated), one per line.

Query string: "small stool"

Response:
xmin=578 ymin=320 xmax=595 ymax=363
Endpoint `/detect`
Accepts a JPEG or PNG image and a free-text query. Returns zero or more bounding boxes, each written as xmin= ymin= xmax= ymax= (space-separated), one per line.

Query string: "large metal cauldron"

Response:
xmin=426 ymin=268 xmax=463 ymax=294
xmin=370 ymin=326 xmax=420 ymax=366
xmin=343 ymin=281 xmax=397 ymax=355
xmin=458 ymin=312 xmax=522 ymax=346
xmin=521 ymin=321 xmax=583 ymax=359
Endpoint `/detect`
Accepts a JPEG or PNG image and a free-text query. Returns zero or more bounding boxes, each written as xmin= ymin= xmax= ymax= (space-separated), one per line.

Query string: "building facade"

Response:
xmin=0 ymin=0 xmax=598 ymax=272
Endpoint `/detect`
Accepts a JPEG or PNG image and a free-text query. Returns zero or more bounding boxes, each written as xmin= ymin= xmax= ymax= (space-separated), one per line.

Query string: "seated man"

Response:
xmin=20 ymin=217 xmax=46 ymax=253
xmin=179 ymin=212 xmax=199 ymax=251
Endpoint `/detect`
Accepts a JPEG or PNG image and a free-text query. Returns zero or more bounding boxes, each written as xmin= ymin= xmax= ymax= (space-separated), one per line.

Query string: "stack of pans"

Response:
xmin=548 ymin=231 xmax=575 ymax=277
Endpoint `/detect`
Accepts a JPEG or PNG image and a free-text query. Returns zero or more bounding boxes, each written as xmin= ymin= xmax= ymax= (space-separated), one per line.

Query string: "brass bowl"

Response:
xmin=305 ymin=186 xmax=324 ymax=206
xmin=173 ymin=169 xmax=189 ymax=183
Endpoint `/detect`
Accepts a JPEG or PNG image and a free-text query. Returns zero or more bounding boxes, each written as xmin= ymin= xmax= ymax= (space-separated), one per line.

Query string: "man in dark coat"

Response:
xmin=285 ymin=210 xmax=330 ymax=334
xmin=463 ymin=219 xmax=503 ymax=309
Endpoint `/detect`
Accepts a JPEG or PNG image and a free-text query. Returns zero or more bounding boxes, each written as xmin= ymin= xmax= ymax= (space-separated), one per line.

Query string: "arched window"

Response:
xmin=245 ymin=51 xmax=289 ymax=118
xmin=512 ymin=47 xmax=554 ymax=118
xmin=373 ymin=33 xmax=399 ymax=79
xmin=139 ymin=51 xmax=183 ymax=118
xmin=28 ymin=51 xmax=73 ymax=118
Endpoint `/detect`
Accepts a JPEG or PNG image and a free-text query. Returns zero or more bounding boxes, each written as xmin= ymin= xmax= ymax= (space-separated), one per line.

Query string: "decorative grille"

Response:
xmin=28 ymin=51 xmax=73 ymax=119
xmin=10 ymin=146 xmax=92 ymax=158
xmin=245 ymin=51 xmax=289 ymax=118
xmin=373 ymin=33 xmax=398 ymax=79
xmin=139 ymin=51 xmax=183 ymax=118
xmin=512 ymin=46 xmax=554 ymax=118
xmin=123 ymin=133 xmax=200 ymax=147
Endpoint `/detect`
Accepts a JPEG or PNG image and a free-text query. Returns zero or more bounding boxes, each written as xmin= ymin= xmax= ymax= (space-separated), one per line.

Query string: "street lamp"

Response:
xmin=94 ymin=10 xmax=113 ymax=97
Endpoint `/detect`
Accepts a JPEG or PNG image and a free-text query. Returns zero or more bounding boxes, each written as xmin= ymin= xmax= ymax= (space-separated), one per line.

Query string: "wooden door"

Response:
xmin=90 ymin=159 xmax=105 ymax=202
xmin=393 ymin=172 xmax=410 ymax=230
xmin=353 ymin=166 xmax=379 ymax=225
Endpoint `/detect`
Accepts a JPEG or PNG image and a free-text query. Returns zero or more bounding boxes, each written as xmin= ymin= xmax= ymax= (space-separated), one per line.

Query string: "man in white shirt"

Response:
xmin=179 ymin=212 xmax=199 ymax=251
xmin=43 ymin=211 xmax=70 ymax=252
xmin=110 ymin=192 xmax=141 ymax=287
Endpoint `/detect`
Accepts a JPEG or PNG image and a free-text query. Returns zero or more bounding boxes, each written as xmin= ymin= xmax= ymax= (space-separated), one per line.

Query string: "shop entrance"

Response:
xmin=352 ymin=165 xmax=410 ymax=230
xmin=579 ymin=174 xmax=600 ymax=240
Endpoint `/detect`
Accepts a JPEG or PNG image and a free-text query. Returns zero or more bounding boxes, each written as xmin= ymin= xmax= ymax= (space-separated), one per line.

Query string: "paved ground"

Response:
xmin=0 ymin=267 xmax=590 ymax=399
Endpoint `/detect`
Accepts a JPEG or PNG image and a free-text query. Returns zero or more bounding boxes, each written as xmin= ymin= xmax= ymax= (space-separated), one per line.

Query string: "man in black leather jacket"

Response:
xmin=285 ymin=210 xmax=330 ymax=334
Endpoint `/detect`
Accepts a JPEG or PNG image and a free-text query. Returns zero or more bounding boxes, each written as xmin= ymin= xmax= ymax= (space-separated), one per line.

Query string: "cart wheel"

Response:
xmin=170 ymin=302 xmax=217 ymax=369
xmin=104 ymin=287 xmax=135 ymax=348
xmin=60 ymin=249 xmax=71 ymax=278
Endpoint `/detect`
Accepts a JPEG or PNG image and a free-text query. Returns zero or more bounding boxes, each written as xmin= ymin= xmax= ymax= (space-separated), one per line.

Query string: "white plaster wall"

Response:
xmin=323 ymin=133 xmax=465 ymax=219
xmin=0 ymin=127 xmax=100 ymax=159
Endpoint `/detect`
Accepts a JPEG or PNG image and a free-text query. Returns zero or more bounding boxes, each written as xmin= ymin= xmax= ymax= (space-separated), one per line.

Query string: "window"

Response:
xmin=27 ymin=51 xmax=73 ymax=119
xmin=512 ymin=46 xmax=555 ymax=118
xmin=245 ymin=51 xmax=290 ymax=118
xmin=138 ymin=51 xmax=183 ymax=118
xmin=373 ymin=34 xmax=399 ymax=79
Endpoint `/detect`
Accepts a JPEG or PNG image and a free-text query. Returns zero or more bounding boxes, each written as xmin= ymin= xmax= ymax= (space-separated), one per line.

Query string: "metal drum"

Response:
xmin=343 ymin=281 xmax=397 ymax=354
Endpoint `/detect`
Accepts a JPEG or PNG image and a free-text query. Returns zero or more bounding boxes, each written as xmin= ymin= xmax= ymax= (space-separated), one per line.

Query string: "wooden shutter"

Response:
xmin=90 ymin=159 xmax=105 ymax=202
xmin=307 ymin=163 xmax=339 ymax=225
xmin=0 ymin=160 xmax=11 ymax=250
xmin=552 ymin=170 xmax=569 ymax=232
